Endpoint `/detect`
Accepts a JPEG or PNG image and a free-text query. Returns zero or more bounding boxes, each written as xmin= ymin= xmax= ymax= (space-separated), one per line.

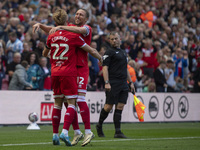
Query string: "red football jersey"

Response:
xmin=68 ymin=24 xmax=92 ymax=67
xmin=46 ymin=30 xmax=86 ymax=76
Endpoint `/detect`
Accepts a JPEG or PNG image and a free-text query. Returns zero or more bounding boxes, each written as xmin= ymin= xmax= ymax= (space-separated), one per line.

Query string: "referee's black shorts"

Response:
xmin=105 ymin=80 xmax=129 ymax=105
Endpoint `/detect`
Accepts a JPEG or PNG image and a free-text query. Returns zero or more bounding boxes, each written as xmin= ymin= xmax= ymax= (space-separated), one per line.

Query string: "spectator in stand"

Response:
xmin=0 ymin=43 xmax=5 ymax=89
xmin=140 ymin=5 xmax=153 ymax=28
xmin=8 ymin=60 xmax=32 ymax=90
xmin=159 ymin=33 xmax=168 ymax=49
xmin=182 ymin=50 xmax=189 ymax=89
xmin=112 ymin=0 xmax=122 ymax=17
xmin=0 ymin=40 xmax=7 ymax=66
xmin=154 ymin=61 xmax=168 ymax=92
xmin=163 ymin=46 xmax=173 ymax=62
xmin=0 ymin=16 xmax=9 ymax=42
xmin=127 ymin=60 xmax=136 ymax=83
xmin=26 ymin=51 xmax=42 ymax=90
xmin=173 ymin=48 xmax=188 ymax=79
xmin=28 ymin=0 xmax=41 ymax=15
xmin=175 ymin=76 xmax=186 ymax=92
xmin=125 ymin=34 xmax=134 ymax=54
xmin=192 ymin=58 xmax=200 ymax=93
xmin=38 ymin=56 xmax=51 ymax=91
xmin=154 ymin=40 xmax=162 ymax=52
xmin=21 ymin=42 xmax=31 ymax=61
xmin=34 ymin=39 xmax=46 ymax=57
xmin=88 ymin=41 xmax=100 ymax=91
xmin=6 ymin=32 xmax=23 ymax=64
xmin=21 ymin=13 xmax=31 ymax=33
xmin=165 ymin=59 xmax=176 ymax=92
xmin=141 ymin=38 xmax=157 ymax=78
xmin=107 ymin=14 xmax=117 ymax=31
xmin=29 ymin=32 xmax=39 ymax=51
xmin=17 ymin=24 xmax=26 ymax=41
xmin=135 ymin=51 xmax=147 ymax=72
xmin=141 ymin=80 xmax=155 ymax=92
xmin=188 ymin=49 xmax=197 ymax=74
xmin=107 ymin=0 xmax=115 ymax=17
xmin=129 ymin=32 xmax=143 ymax=60
xmin=6 ymin=52 xmax=21 ymax=83
xmin=4 ymin=17 xmax=21 ymax=38
xmin=154 ymin=49 xmax=165 ymax=70
xmin=46 ymin=13 xmax=55 ymax=26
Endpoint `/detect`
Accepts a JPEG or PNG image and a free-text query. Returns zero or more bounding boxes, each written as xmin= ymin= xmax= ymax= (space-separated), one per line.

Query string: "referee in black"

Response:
xmin=96 ymin=32 xmax=135 ymax=138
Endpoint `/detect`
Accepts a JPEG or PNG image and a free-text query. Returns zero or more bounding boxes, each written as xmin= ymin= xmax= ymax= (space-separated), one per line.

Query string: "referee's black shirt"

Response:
xmin=103 ymin=47 xmax=127 ymax=81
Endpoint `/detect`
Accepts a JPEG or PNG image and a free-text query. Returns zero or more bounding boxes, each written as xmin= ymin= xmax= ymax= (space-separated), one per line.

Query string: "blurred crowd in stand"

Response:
xmin=0 ymin=0 xmax=199 ymax=93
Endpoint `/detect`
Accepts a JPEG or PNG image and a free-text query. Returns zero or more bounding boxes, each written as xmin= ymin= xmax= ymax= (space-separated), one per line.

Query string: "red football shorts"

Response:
xmin=77 ymin=65 xmax=89 ymax=94
xmin=51 ymin=76 xmax=78 ymax=99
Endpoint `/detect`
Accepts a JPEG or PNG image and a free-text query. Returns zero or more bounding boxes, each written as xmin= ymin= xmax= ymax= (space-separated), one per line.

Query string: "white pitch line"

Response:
xmin=1 ymin=137 xmax=200 ymax=147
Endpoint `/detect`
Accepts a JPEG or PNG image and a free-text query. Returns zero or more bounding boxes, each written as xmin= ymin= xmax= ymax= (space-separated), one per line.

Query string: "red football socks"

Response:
xmin=63 ymin=104 xmax=76 ymax=131
xmin=52 ymin=106 xmax=62 ymax=134
xmin=72 ymin=108 xmax=80 ymax=130
xmin=78 ymin=101 xmax=91 ymax=130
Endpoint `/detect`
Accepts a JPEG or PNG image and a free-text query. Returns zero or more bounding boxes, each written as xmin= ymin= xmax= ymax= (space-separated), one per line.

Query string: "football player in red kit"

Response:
xmin=42 ymin=9 xmax=102 ymax=146
xmin=33 ymin=8 xmax=96 ymax=146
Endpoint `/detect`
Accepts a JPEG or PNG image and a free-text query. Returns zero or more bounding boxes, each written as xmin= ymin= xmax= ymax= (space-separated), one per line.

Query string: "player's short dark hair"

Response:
xmin=78 ymin=8 xmax=89 ymax=19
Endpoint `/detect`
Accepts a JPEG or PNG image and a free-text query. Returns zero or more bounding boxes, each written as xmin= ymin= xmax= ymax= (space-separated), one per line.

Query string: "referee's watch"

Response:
xmin=105 ymin=80 xmax=110 ymax=84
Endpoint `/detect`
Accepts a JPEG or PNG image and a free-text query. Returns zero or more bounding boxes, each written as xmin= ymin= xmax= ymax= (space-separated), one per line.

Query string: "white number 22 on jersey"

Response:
xmin=51 ymin=43 xmax=69 ymax=60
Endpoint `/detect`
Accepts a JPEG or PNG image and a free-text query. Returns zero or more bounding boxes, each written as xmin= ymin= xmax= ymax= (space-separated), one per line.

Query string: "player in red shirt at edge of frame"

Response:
xmin=41 ymin=9 xmax=102 ymax=146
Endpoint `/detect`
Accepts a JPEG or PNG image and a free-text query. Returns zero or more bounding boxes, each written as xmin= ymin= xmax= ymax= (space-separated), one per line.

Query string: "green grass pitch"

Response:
xmin=0 ymin=123 xmax=200 ymax=150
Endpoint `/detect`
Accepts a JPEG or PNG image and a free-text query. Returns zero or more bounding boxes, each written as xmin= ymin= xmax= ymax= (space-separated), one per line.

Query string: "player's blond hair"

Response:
xmin=53 ymin=9 xmax=68 ymax=25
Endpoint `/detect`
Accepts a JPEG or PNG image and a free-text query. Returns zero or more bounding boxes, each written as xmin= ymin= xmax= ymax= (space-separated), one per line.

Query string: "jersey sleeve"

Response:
xmin=82 ymin=25 xmax=91 ymax=37
xmin=75 ymin=35 xmax=86 ymax=48
xmin=103 ymin=50 xmax=113 ymax=66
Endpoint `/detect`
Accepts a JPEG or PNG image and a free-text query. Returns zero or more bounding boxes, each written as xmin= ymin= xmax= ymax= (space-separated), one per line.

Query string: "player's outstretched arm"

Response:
xmin=58 ymin=26 xmax=87 ymax=35
xmin=32 ymin=23 xmax=53 ymax=34
xmin=81 ymin=44 xmax=103 ymax=64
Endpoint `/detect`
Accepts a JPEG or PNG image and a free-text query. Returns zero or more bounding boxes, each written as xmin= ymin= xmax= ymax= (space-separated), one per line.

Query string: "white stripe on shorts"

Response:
xmin=54 ymin=94 xmax=64 ymax=98
xmin=65 ymin=95 xmax=78 ymax=99
xmin=78 ymin=89 xmax=87 ymax=94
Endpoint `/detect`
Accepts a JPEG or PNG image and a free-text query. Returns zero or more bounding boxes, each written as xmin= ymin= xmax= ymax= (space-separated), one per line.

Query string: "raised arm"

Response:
xmin=32 ymin=23 xmax=53 ymax=34
xmin=49 ymin=25 xmax=88 ymax=35
xmin=60 ymin=26 xmax=87 ymax=34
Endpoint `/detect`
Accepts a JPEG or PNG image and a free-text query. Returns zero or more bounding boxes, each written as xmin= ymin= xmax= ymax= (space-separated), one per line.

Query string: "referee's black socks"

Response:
xmin=98 ymin=108 xmax=109 ymax=126
xmin=114 ymin=109 xmax=122 ymax=133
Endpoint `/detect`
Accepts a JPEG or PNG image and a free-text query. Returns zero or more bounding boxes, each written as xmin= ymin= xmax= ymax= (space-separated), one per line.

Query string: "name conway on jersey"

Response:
xmin=46 ymin=30 xmax=86 ymax=76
